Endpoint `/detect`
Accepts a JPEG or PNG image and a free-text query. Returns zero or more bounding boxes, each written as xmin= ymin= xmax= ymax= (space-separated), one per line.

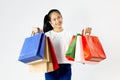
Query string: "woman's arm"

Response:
xmin=32 ymin=26 xmax=92 ymax=35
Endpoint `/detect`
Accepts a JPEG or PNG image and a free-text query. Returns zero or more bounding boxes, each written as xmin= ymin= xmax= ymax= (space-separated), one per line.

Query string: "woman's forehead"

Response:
xmin=50 ymin=12 xmax=61 ymax=17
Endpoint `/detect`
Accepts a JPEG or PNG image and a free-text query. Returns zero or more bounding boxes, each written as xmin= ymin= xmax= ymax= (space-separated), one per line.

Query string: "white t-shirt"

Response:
xmin=45 ymin=30 xmax=73 ymax=64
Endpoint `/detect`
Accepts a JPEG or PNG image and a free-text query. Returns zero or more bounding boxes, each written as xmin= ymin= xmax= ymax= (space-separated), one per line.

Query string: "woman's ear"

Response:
xmin=49 ymin=21 xmax=54 ymax=27
xmin=49 ymin=21 xmax=52 ymax=25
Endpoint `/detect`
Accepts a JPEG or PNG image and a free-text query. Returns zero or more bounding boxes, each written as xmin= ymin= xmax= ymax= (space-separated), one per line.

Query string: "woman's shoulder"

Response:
xmin=45 ymin=30 xmax=52 ymax=36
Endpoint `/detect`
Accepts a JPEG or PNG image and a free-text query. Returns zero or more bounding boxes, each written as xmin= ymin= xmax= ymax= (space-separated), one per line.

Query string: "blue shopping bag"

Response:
xmin=18 ymin=32 xmax=46 ymax=63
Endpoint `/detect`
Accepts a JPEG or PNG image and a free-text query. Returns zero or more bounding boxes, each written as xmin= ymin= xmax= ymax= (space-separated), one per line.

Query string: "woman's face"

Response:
xmin=49 ymin=12 xmax=63 ymax=28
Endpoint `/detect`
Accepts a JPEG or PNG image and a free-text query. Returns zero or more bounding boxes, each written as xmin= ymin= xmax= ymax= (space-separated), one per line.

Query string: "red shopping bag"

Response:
xmin=82 ymin=30 xmax=106 ymax=62
xmin=47 ymin=37 xmax=59 ymax=70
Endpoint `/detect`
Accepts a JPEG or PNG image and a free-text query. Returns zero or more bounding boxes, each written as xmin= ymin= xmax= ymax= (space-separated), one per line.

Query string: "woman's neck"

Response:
xmin=53 ymin=27 xmax=63 ymax=32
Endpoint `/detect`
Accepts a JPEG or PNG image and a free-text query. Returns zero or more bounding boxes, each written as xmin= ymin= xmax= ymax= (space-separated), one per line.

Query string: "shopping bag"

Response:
xmin=74 ymin=34 xmax=98 ymax=64
xmin=66 ymin=30 xmax=106 ymax=63
xmin=82 ymin=35 xmax=106 ymax=62
xmin=28 ymin=36 xmax=59 ymax=73
xmin=81 ymin=29 xmax=106 ymax=62
xmin=65 ymin=35 xmax=77 ymax=61
xmin=18 ymin=32 xmax=45 ymax=63
xmin=47 ymin=37 xmax=59 ymax=70
xmin=74 ymin=34 xmax=83 ymax=62
xmin=28 ymin=36 xmax=53 ymax=73
xmin=28 ymin=35 xmax=50 ymax=64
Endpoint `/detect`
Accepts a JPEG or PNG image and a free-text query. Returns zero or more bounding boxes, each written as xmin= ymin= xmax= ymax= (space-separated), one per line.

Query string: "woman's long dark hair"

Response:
xmin=43 ymin=9 xmax=62 ymax=33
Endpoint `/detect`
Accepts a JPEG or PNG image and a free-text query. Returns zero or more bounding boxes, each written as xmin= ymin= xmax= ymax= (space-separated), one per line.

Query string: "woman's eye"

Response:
xmin=58 ymin=16 xmax=61 ymax=19
xmin=53 ymin=19 xmax=56 ymax=21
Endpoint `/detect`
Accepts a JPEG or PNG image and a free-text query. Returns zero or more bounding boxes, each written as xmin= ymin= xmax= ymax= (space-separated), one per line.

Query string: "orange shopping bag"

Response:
xmin=82 ymin=30 xmax=106 ymax=62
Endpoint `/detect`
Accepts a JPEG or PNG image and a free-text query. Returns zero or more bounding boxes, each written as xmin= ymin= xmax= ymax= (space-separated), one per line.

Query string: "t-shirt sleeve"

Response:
xmin=45 ymin=31 xmax=51 ymax=37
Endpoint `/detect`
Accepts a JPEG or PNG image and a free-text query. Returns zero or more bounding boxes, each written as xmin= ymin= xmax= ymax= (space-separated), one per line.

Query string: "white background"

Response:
xmin=0 ymin=0 xmax=120 ymax=80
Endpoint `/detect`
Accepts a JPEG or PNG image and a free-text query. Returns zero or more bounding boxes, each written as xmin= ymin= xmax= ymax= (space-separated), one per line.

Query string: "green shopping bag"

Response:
xmin=66 ymin=34 xmax=81 ymax=61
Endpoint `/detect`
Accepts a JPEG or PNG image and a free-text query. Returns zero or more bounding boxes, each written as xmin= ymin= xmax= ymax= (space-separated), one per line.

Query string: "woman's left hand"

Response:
xmin=85 ymin=27 xmax=92 ymax=35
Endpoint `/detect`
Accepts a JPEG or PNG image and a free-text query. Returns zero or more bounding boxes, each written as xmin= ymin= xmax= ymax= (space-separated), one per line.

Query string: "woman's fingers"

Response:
xmin=32 ymin=27 xmax=43 ymax=34
xmin=85 ymin=27 xmax=92 ymax=35
xmin=33 ymin=27 xmax=39 ymax=34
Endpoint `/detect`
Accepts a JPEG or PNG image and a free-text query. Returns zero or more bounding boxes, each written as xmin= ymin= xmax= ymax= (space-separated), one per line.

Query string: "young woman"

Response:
xmin=33 ymin=9 xmax=92 ymax=80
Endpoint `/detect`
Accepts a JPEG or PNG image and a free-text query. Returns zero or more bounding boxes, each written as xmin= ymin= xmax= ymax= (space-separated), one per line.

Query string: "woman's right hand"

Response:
xmin=33 ymin=27 xmax=43 ymax=34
